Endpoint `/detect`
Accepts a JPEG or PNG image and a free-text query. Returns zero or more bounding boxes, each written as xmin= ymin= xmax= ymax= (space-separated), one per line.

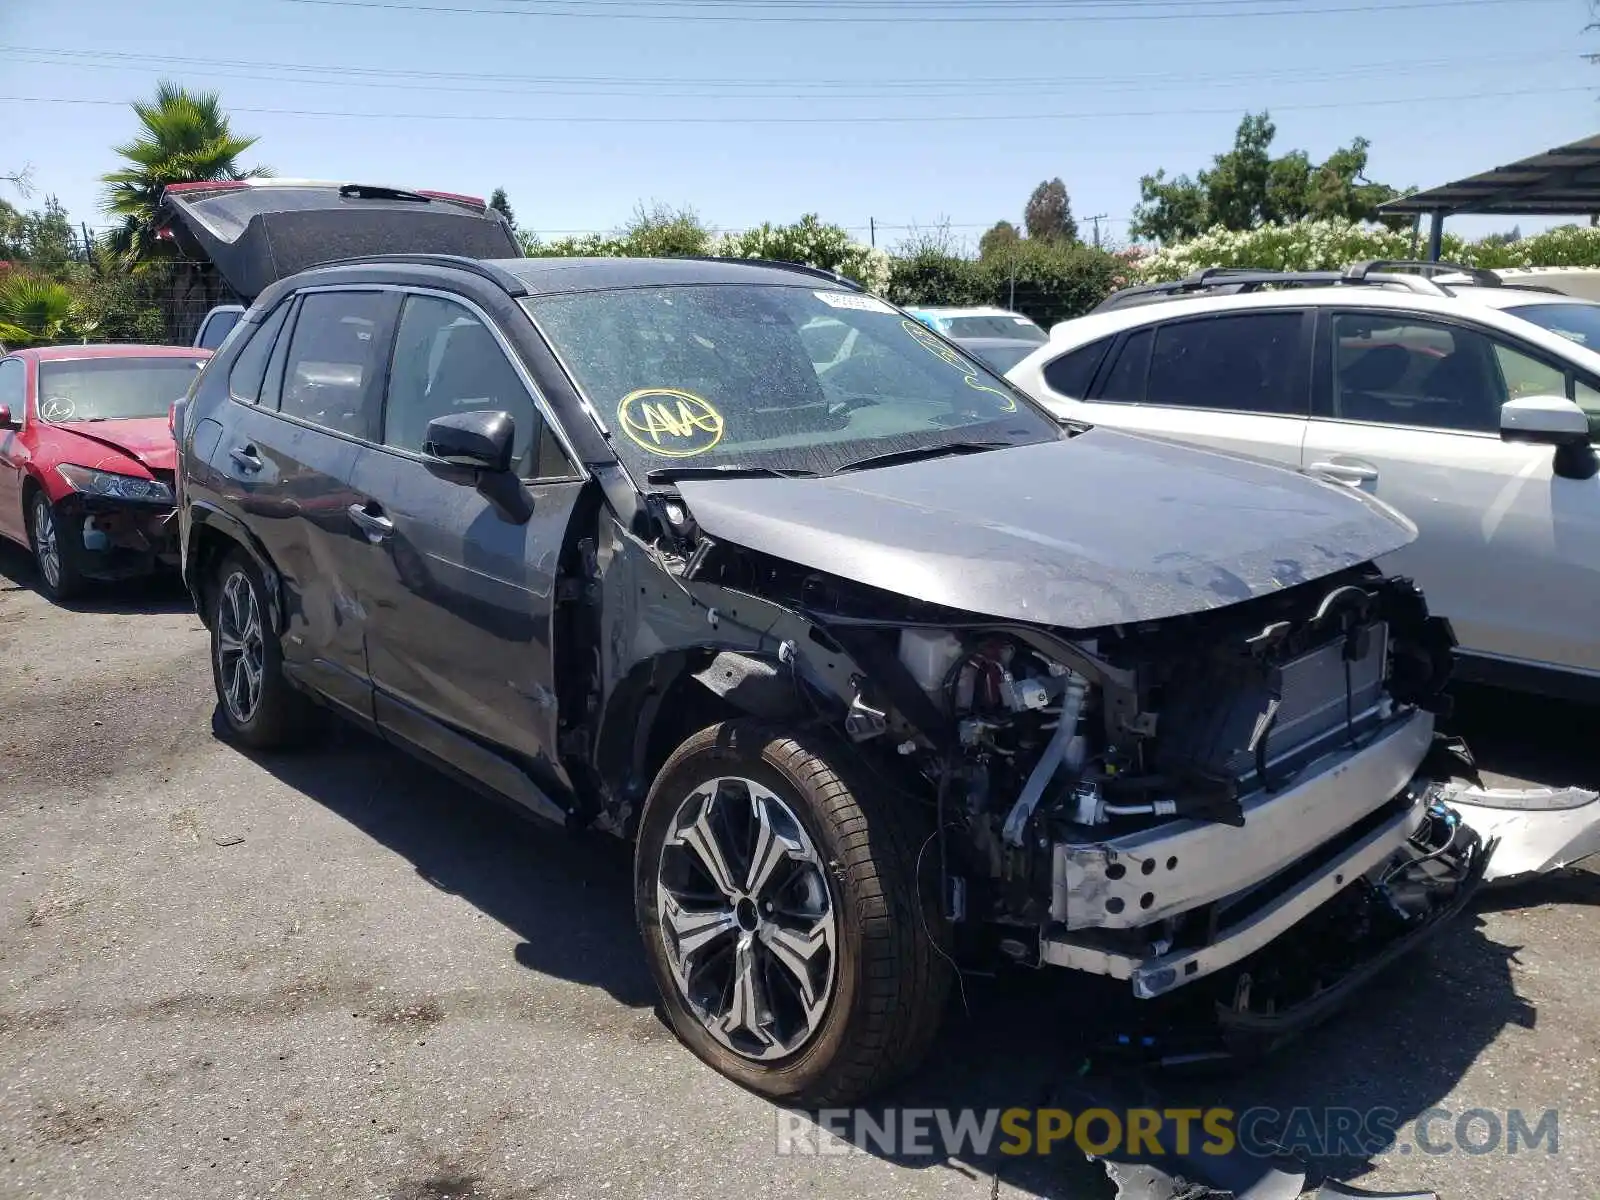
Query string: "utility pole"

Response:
xmin=869 ymin=217 xmax=876 ymax=248
xmin=1088 ymin=213 xmax=1108 ymax=248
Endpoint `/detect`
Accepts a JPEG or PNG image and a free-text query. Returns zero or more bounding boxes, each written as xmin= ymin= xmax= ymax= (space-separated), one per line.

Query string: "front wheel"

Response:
xmin=28 ymin=491 xmax=84 ymax=602
xmin=209 ymin=552 xmax=310 ymax=749
xmin=635 ymin=722 xmax=950 ymax=1106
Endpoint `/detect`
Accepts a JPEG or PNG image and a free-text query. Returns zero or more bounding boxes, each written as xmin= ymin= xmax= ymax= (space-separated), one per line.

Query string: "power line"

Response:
xmin=3 ymin=45 xmax=1575 ymax=100
xmin=275 ymin=0 xmax=1555 ymax=23
xmin=1 ymin=83 xmax=1586 ymax=124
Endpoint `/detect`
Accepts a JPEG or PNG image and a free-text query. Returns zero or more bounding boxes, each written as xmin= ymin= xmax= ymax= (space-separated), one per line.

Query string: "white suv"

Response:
xmin=1006 ymin=261 xmax=1600 ymax=700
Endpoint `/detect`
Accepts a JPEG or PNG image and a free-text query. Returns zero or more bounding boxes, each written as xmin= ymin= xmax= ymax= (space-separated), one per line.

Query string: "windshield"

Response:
xmin=1506 ymin=302 xmax=1600 ymax=351
xmin=943 ymin=315 xmax=1046 ymax=342
xmin=522 ymin=285 xmax=1058 ymax=480
xmin=38 ymin=358 xmax=206 ymax=422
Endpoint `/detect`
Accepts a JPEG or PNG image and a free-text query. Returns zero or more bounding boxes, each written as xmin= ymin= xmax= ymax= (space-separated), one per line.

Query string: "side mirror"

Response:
xmin=424 ymin=410 xmax=515 ymax=473
xmin=1499 ymin=395 xmax=1590 ymax=448
xmin=0 ymin=405 xmax=15 ymax=431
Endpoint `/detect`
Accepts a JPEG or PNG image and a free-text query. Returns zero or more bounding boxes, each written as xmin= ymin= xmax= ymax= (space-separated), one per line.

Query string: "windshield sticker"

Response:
xmin=901 ymin=319 xmax=1017 ymax=412
xmin=618 ymin=387 xmax=725 ymax=457
xmin=814 ymin=291 xmax=896 ymax=314
xmin=39 ymin=396 xmax=76 ymax=421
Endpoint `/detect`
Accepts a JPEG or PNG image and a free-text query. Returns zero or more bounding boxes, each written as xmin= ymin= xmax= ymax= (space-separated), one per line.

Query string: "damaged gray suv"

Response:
xmin=178 ymin=241 xmax=1494 ymax=1104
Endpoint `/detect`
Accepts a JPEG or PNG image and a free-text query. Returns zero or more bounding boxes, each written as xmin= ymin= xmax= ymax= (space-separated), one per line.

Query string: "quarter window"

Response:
xmin=1096 ymin=328 xmax=1152 ymax=403
xmin=1492 ymin=343 xmax=1567 ymax=402
xmin=1146 ymin=313 xmax=1305 ymax=415
xmin=228 ymin=302 xmax=290 ymax=403
xmin=1330 ymin=314 xmax=1505 ymax=433
xmin=278 ymin=291 xmax=391 ymax=438
xmin=1042 ymin=339 xmax=1110 ymax=399
xmin=384 ymin=294 xmax=569 ymax=478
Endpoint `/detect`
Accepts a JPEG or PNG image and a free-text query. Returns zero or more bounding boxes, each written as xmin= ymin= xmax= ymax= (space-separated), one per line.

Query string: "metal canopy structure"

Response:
xmin=1378 ymin=133 xmax=1600 ymax=259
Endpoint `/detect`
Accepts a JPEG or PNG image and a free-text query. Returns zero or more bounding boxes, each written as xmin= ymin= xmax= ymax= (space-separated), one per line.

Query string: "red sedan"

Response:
xmin=0 ymin=345 xmax=210 ymax=600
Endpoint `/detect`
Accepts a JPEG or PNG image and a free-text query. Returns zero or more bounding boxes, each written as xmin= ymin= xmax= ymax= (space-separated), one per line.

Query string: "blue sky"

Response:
xmin=2 ymin=0 xmax=1597 ymax=249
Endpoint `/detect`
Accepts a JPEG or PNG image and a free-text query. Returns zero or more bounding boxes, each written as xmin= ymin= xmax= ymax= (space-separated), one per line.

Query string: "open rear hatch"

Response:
xmin=155 ymin=181 xmax=521 ymax=301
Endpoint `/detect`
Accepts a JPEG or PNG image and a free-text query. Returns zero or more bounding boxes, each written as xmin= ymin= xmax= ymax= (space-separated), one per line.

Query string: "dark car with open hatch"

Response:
xmin=176 ymin=246 xmax=1492 ymax=1105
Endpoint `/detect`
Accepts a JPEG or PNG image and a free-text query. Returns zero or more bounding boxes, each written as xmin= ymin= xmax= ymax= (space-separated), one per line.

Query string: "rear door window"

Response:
xmin=1146 ymin=312 xmax=1306 ymax=415
xmin=277 ymin=291 xmax=395 ymax=439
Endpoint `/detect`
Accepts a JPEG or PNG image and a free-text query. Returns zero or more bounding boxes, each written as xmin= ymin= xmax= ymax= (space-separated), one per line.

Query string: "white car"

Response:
xmin=904 ymin=303 xmax=1048 ymax=342
xmin=1006 ymin=261 xmax=1600 ymax=700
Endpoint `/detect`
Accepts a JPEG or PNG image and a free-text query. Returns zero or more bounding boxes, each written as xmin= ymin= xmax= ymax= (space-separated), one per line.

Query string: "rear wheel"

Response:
xmin=27 ymin=490 xmax=83 ymax=602
xmin=635 ymin=721 xmax=950 ymax=1106
xmin=209 ymin=552 xmax=310 ymax=749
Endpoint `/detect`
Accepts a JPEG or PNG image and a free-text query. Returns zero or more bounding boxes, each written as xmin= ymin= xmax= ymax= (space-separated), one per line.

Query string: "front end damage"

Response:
xmin=571 ymin=492 xmax=1504 ymax=1048
xmin=54 ymin=489 xmax=181 ymax=581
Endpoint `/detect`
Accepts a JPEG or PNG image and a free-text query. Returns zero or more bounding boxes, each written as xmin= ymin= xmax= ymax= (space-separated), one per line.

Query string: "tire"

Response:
xmin=208 ymin=551 xmax=311 ymax=750
xmin=635 ymin=721 xmax=951 ymax=1106
xmin=27 ymin=490 xmax=84 ymax=602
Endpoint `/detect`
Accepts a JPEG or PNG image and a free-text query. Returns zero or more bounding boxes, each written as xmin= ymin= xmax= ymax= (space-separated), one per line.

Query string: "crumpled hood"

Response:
xmin=677 ymin=429 xmax=1418 ymax=629
xmin=54 ymin=418 xmax=174 ymax=475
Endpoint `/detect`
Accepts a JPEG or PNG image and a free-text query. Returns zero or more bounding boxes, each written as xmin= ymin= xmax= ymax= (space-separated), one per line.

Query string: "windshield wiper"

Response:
xmin=832 ymin=440 xmax=1011 ymax=475
xmin=645 ymin=464 xmax=820 ymax=484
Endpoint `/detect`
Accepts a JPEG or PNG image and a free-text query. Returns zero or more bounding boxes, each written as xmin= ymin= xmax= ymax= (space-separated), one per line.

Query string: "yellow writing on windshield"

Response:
xmin=618 ymin=387 xmax=726 ymax=457
xmin=901 ymin=320 xmax=1017 ymax=413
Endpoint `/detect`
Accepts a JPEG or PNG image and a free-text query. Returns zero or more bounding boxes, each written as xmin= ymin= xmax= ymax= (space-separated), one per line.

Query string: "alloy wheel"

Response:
xmin=656 ymin=776 xmax=838 ymax=1062
xmin=216 ymin=570 xmax=265 ymax=725
xmin=32 ymin=497 xmax=61 ymax=591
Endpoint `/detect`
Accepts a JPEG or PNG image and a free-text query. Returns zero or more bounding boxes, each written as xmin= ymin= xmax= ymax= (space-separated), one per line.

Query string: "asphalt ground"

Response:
xmin=2 ymin=544 xmax=1597 ymax=1200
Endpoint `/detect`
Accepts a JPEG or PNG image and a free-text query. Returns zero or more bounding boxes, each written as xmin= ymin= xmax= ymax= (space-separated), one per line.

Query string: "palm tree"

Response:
xmin=99 ymin=80 xmax=270 ymax=263
xmin=0 ymin=273 xmax=76 ymax=347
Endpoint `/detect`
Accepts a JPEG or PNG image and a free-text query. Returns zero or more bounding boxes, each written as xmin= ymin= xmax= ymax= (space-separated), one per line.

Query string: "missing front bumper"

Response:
xmin=58 ymin=497 xmax=179 ymax=580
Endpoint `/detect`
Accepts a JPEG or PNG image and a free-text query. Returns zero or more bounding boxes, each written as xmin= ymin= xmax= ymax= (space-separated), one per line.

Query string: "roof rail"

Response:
xmin=1092 ymin=265 xmax=1448 ymax=313
xmin=1346 ymin=259 xmax=1503 ymax=288
xmin=301 ymin=253 xmax=529 ymax=295
xmin=668 ymin=255 xmax=866 ymax=292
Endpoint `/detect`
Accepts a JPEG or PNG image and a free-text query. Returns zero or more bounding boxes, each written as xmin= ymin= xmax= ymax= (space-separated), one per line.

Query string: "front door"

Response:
xmin=1303 ymin=309 xmax=1600 ymax=676
xmin=344 ymin=291 xmax=587 ymax=806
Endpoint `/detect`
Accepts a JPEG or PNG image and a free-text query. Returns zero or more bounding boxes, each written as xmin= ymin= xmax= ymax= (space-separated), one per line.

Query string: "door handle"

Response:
xmin=347 ymin=502 xmax=394 ymax=544
xmin=1309 ymin=460 xmax=1379 ymax=485
xmin=229 ymin=445 xmax=263 ymax=472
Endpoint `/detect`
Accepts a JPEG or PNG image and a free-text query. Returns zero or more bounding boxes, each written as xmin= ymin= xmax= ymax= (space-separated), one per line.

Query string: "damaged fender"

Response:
xmin=1434 ymin=781 xmax=1600 ymax=882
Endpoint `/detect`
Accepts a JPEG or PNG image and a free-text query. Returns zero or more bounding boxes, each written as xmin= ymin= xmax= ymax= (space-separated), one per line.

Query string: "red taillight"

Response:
xmin=162 ymin=181 xmax=254 ymax=195
xmin=416 ymin=189 xmax=486 ymax=208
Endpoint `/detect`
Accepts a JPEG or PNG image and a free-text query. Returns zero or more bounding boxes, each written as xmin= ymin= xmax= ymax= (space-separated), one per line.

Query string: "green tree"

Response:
xmin=1131 ymin=112 xmax=1402 ymax=243
xmin=489 ymin=187 xmax=517 ymax=232
xmin=99 ymin=80 xmax=270 ymax=263
xmin=1024 ymin=179 xmax=1079 ymax=243
xmin=0 ymin=273 xmax=75 ymax=347
xmin=977 ymin=220 xmax=1021 ymax=260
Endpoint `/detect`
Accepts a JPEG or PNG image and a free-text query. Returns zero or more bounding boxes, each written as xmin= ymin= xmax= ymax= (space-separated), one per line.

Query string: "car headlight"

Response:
xmin=56 ymin=464 xmax=174 ymax=505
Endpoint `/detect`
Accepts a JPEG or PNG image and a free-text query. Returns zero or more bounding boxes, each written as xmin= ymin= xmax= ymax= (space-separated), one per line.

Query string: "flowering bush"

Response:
xmin=522 ymin=210 xmax=889 ymax=294
xmin=708 ymin=214 xmax=891 ymax=295
xmin=1138 ymin=219 xmax=1600 ymax=282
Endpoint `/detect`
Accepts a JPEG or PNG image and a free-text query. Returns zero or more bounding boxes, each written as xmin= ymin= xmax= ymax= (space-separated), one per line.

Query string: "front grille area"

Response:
xmin=1154 ymin=621 xmax=1389 ymax=785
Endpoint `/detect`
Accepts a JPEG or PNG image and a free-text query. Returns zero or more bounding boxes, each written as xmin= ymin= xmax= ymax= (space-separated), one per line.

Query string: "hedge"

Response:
xmin=1137 ymin=219 xmax=1600 ymax=283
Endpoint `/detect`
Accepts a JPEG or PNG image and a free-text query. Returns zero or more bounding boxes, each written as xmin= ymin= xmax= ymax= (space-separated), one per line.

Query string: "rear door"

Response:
xmin=209 ymin=286 xmax=400 ymax=719
xmin=1302 ymin=309 xmax=1600 ymax=676
xmin=344 ymin=289 xmax=587 ymax=813
xmin=1043 ymin=310 xmax=1313 ymax=466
